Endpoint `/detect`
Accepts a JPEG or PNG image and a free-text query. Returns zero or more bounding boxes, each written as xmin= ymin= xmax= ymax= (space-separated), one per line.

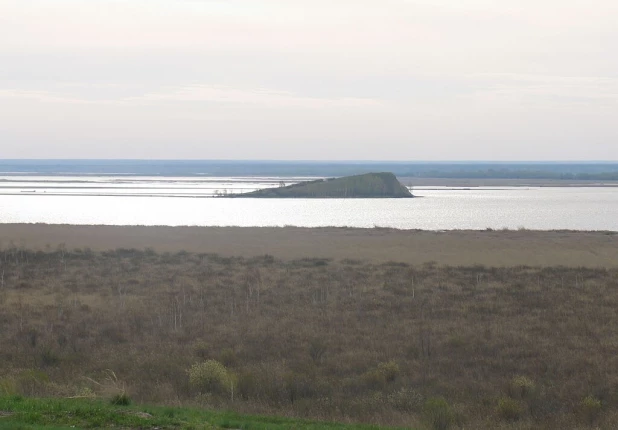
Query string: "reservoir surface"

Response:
xmin=1 ymin=176 xmax=617 ymax=230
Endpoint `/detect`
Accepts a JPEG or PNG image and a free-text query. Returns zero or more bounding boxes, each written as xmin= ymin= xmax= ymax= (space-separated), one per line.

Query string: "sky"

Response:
xmin=0 ymin=0 xmax=616 ymax=160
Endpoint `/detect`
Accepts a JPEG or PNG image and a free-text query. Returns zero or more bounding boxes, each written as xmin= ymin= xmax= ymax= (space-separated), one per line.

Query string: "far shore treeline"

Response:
xmin=1 ymin=160 xmax=618 ymax=180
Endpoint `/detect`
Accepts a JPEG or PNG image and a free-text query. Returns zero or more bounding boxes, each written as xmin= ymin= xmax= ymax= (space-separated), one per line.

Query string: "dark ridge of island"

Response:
xmin=230 ymin=172 xmax=414 ymax=198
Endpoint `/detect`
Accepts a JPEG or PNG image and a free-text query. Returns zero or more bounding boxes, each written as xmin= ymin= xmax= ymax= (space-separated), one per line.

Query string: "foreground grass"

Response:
xmin=2 ymin=246 xmax=618 ymax=428
xmin=0 ymin=396 xmax=403 ymax=430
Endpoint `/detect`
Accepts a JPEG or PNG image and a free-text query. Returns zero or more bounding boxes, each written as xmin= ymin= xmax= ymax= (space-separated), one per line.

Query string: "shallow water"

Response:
xmin=1 ymin=176 xmax=617 ymax=230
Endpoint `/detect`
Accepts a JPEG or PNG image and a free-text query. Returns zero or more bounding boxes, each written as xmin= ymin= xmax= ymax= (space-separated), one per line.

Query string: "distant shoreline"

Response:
xmin=2 ymin=160 xmax=618 ymax=182
xmin=2 ymin=176 xmax=618 ymax=189
xmin=401 ymin=177 xmax=618 ymax=187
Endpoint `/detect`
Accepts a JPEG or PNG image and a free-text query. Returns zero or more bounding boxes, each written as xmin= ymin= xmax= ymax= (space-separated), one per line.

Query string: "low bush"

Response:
xmin=218 ymin=348 xmax=238 ymax=367
xmin=579 ymin=395 xmax=602 ymax=425
xmin=308 ymin=338 xmax=328 ymax=364
xmin=0 ymin=377 xmax=17 ymax=396
xmin=236 ymin=371 xmax=257 ymax=400
xmin=423 ymin=397 xmax=454 ymax=430
xmin=17 ymin=369 xmax=49 ymax=397
xmin=284 ymin=371 xmax=317 ymax=403
xmin=192 ymin=341 xmax=210 ymax=360
xmin=187 ymin=360 xmax=233 ymax=396
xmin=508 ymin=375 xmax=535 ymax=400
xmin=110 ymin=392 xmax=131 ymax=406
xmin=377 ymin=361 xmax=400 ymax=383
xmin=497 ymin=397 xmax=525 ymax=421
xmin=386 ymin=387 xmax=423 ymax=412
xmin=40 ymin=347 xmax=60 ymax=367
xmin=361 ymin=369 xmax=387 ymax=391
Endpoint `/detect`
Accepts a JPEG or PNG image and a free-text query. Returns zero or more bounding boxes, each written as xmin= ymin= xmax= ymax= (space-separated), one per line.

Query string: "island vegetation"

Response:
xmin=230 ymin=172 xmax=413 ymax=198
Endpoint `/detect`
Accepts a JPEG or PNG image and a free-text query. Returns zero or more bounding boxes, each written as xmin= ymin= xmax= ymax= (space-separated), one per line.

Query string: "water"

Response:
xmin=1 ymin=176 xmax=617 ymax=230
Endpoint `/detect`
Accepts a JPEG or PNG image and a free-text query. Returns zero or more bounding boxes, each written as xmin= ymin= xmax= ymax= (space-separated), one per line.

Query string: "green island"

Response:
xmin=229 ymin=172 xmax=413 ymax=198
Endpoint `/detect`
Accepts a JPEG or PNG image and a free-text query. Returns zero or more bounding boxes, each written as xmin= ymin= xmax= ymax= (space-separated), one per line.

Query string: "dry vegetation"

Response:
xmin=1 ymin=242 xmax=618 ymax=429
xmin=1 ymin=224 xmax=617 ymax=267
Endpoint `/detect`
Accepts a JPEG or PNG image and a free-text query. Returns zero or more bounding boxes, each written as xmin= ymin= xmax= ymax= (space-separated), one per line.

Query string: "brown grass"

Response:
xmin=1 ymin=224 xmax=617 ymax=267
xmin=1 ymin=242 xmax=618 ymax=428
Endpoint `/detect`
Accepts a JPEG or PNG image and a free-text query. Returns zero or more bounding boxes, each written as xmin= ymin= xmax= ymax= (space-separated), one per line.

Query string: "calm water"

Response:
xmin=1 ymin=176 xmax=617 ymax=230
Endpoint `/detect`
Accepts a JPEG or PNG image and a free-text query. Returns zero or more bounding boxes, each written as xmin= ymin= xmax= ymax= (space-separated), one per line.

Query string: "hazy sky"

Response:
xmin=1 ymin=0 xmax=616 ymax=160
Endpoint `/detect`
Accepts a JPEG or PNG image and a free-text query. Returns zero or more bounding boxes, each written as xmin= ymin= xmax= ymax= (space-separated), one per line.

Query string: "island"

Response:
xmin=229 ymin=172 xmax=413 ymax=198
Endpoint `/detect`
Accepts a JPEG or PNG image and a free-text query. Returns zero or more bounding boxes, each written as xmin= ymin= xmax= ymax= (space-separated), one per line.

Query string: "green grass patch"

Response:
xmin=0 ymin=396 xmax=408 ymax=430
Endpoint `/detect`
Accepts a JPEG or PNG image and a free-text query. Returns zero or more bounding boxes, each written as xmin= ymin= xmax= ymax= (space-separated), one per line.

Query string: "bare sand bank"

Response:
xmin=1 ymin=223 xmax=616 ymax=267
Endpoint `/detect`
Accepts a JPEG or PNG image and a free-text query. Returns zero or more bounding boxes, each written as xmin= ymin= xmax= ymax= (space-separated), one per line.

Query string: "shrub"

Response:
xmin=40 ymin=347 xmax=60 ymax=367
xmin=110 ymin=392 xmax=131 ymax=406
xmin=0 ymin=377 xmax=17 ymax=396
xmin=284 ymin=371 xmax=316 ymax=403
xmin=192 ymin=341 xmax=210 ymax=360
xmin=188 ymin=360 xmax=232 ymax=396
xmin=423 ymin=397 xmax=454 ymax=430
xmin=236 ymin=371 xmax=257 ymax=400
xmin=444 ymin=335 xmax=466 ymax=349
xmin=508 ymin=375 xmax=535 ymax=399
xmin=308 ymin=338 xmax=328 ymax=364
xmin=377 ymin=361 xmax=400 ymax=383
xmin=218 ymin=348 xmax=238 ymax=367
xmin=361 ymin=369 xmax=387 ymax=391
xmin=17 ymin=369 xmax=49 ymax=396
xmin=497 ymin=397 xmax=525 ymax=421
xmin=579 ymin=395 xmax=602 ymax=425
xmin=361 ymin=361 xmax=400 ymax=391
xmin=386 ymin=387 xmax=423 ymax=412
xmin=75 ymin=387 xmax=96 ymax=398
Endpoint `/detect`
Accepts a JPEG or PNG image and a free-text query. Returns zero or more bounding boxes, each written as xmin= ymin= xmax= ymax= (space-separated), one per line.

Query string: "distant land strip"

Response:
xmin=0 ymin=224 xmax=616 ymax=267
xmin=2 ymin=160 xmax=618 ymax=180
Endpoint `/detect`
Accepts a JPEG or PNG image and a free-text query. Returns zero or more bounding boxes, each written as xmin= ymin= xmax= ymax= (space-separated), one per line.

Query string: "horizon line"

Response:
xmin=2 ymin=159 xmax=618 ymax=164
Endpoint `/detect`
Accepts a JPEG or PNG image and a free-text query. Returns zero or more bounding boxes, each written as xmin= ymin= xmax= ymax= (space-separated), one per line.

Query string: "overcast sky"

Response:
xmin=1 ymin=0 xmax=616 ymax=160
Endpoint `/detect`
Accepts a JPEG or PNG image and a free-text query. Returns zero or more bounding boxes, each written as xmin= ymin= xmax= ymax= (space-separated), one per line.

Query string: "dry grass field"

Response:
xmin=1 ymin=224 xmax=617 ymax=267
xmin=1 ymin=225 xmax=618 ymax=429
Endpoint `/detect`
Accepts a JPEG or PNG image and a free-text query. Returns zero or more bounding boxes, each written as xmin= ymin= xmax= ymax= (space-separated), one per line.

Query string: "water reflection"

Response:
xmin=1 ymin=176 xmax=617 ymax=230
